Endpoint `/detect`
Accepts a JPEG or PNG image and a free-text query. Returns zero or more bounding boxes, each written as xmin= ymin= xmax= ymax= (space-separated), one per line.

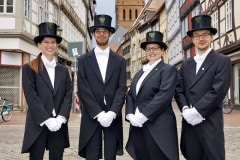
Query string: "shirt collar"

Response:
xmin=41 ymin=54 xmax=56 ymax=68
xmin=143 ymin=59 xmax=161 ymax=72
xmin=194 ymin=48 xmax=211 ymax=63
xmin=94 ymin=46 xmax=110 ymax=57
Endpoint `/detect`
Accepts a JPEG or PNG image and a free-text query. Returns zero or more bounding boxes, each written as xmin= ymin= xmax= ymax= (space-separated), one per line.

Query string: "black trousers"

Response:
xmin=29 ymin=127 xmax=65 ymax=160
xmin=85 ymin=125 xmax=118 ymax=160
xmin=182 ymin=127 xmax=214 ymax=160
xmin=131 ymin=126 xmax=168 ymax=160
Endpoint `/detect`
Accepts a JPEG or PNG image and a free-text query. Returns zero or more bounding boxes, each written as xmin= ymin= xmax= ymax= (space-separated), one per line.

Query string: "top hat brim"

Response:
xmin=187 ymin=27 xmax=217 ymax=37
xmin=141 ymin=41 xmax=168 ymax=50
xmin=89 ymin=26 xmax=116 ymax=34
xmin=34 ymin=35 xmax=62 ymax=44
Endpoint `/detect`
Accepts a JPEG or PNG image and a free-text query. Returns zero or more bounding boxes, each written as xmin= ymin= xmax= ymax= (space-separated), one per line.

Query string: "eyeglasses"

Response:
xmin=192 ymin=33 xmax=211 ymax=40
xmin=145 ymin=47 xmax=160 ymax=52
xmin=94 ymin=29 xmax=109 ymax=34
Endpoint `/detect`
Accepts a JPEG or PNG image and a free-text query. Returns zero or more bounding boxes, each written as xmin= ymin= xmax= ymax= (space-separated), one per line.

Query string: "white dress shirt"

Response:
xmin=41 ymin=54 xmax=57 ymax=117
xmin=94 ymin=46 xmax=110 ymax=82
xmin=194 ymin=48 xmax=211 ymax=74
xmin=41 ymin=55 xmax=56 ymax=88
xmin=136 ymin=59 xmax=161 ymax=95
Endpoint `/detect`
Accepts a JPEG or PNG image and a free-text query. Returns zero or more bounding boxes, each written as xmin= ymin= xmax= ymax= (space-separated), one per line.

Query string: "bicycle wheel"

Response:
xmin=1 ymin=103 xmax=13 ymax=122
xmin=222 ymin=101 xmax=233 ymax=114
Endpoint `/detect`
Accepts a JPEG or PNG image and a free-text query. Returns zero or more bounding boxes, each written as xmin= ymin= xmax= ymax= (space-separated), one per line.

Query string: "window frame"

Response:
xmin=0 ymin=0 xmax=15 ymax=14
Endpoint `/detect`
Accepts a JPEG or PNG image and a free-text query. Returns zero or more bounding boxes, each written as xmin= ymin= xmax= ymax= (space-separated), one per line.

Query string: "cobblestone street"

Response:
xmin=0 ymin=103 xmax=240 ymax=160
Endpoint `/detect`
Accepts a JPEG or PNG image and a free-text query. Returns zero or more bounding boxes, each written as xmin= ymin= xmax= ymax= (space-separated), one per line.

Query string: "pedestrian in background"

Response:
xmin=21 ymin=22 xmax=73 ymax=159
xmin=175 ymin=15 xmax=231 ymax=160
xmin=125 ymin=31 xmax=179 ymax=160
xmin=77 ymin=14 xmax=126 ymax=160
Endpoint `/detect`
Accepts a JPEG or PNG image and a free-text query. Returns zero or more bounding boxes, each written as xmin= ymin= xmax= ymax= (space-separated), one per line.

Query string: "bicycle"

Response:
xmin=222 ymin=96 xmax=233 ymax=114
xmin=0 ymin=97 xmax=13 ymax=122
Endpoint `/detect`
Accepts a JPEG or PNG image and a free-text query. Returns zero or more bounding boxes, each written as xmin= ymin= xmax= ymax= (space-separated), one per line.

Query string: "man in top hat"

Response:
xmin=125 ymin=31 xmax=179 ymax=160
xmin=21 ymin=22 xmax=73 ymax=159
xmin=77 ymin=14 xmax=126 ymax=160
xmin=175 ymin=15 xmax=231 ymax=160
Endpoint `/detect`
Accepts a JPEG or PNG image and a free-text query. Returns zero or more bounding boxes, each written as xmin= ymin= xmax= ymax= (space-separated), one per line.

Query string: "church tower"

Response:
xmin=116 ymin=0 xmax=144 ymax=30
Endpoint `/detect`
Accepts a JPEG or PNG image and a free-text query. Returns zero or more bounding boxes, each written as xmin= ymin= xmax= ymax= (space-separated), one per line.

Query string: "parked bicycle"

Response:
xmin=0 ymin=97 xmax=13 ymax=122
xmin=222 ymin=95 xmax=233 ymax=114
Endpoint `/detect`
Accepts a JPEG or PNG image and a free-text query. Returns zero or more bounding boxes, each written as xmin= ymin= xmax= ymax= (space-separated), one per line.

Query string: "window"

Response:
xmin=181 ymin=17 xmax=188 ymax=38
xmin=38 ymin=0 xmax=49 ymax=23
xmin=53 ymin=7 xmax=58 ymax=24
xmin=212 ymin=11 xmax=218 ymax=39
xmin=129 ymin=9 xmax=132 ymax=20
xmin=123 ymin=9 xmax=125 ymax=20
xmin=192 ymin=4 xmax=200 ymax=17
xmin=0 ymin=0 xmax=14 ymax=14
xmin=24 ymin=0 xmax=30 ymax=18
xmin=179 ymin=0 xmax=185 ymax=7
xmin=225 ymin=0 xmax=232 ymax=31
xmin=135 ymin=9 xmax=138 ymax=19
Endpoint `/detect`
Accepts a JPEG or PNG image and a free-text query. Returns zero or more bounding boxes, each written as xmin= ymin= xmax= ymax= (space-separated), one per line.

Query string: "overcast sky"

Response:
xmin=95 ymin=0 xmax=116 ymax=26
xmin=95 ymin=0 xmax=149 ymax=27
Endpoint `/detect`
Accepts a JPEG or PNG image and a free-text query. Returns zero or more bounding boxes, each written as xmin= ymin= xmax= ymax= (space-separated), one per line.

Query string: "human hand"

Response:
xmin=134 ymin=110 xmax=148 ymax=126
xmin=45 ymin=118 xmax=61 ymax=132
xmin=126 ymin=114 xmax=143 ymax=127
xmin=182 ymin=107 xmax=204 ymax=126
xmin=56 ymin=115 xmax=66 ymax=128
xmin=97 ymin=111 xmax=115 ymax=127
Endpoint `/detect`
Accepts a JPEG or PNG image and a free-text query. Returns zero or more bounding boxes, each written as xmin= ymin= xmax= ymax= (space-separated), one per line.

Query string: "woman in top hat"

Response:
xmin=125 ymin=31 xmax=179 ymax=160
xmin=77 ymin=14 xmax=126 ymax=160
xmin=175 ymin=15 xmax=231 ymax=160
xmin=21 ymin=22 xmax=73 ymax=159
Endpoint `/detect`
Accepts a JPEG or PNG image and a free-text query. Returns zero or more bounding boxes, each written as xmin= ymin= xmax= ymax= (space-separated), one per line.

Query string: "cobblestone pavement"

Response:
xmin=0 ymin=102 xmax=239 ymax=160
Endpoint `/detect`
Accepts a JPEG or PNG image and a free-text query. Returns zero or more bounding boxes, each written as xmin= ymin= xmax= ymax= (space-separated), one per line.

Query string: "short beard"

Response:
xmin=96 ymin=40 xmax=108 ymax=47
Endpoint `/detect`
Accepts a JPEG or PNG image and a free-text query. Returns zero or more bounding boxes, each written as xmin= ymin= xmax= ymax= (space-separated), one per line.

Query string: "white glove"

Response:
xmin=182 ymin=107 xmax=205 ymax=126
xmin=135 ymin=109 xmax=148 ymax=126
xmin=45 ymin=118 xmax=61 ymax=132
xmin=126 ymin=114 xmax=143 ymax=127
xmin=97 ymin=111 xmax=116 ymax=127
xmin=56 ymin=115 xmax=67 ymax=128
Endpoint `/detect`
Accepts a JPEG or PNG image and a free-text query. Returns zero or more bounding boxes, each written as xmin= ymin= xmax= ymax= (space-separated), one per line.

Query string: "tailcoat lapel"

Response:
xmin=189 ymin=51 xmax=215 ymax=88
xmin=86 ymin=51 xmax=104 ymax=84
xmin=53 ymin=64 xmax=61 ymax=95
xmin=138 ymin=62 xmax=163 ymax=94
xmin=39 ymin=67 xmax=54 ymax=91
xmin=131 ymin=70 xmax=144 ymax=97
xmin=105 ymin=52 xmax=116 ymax=84
xmin=187 ymin=58 xmax=197 ymax=86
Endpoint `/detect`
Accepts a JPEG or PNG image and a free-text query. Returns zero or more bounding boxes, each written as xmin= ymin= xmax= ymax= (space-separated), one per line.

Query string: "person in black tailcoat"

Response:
xmin=77 ymin=14 xmax=126 ymax=160
xmin=125 ymin=31 xmax=179 ymax=160
xmin=21 ymin=22 xmax=73 ymax=159
xmin=175 ymin=15 xmax=232 ymax=160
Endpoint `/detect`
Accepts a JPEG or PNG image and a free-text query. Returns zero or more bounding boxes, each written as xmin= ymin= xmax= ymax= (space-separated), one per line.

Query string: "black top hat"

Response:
xmin=187 ymin=15 xmax=217 ymax=37
xmin=89 ymin=14 xmax=116 ymax=33
xmin=33 ymin=22 xmax=62 ymax=44
xmin=140 ymin=31 xmax=168 ymax=50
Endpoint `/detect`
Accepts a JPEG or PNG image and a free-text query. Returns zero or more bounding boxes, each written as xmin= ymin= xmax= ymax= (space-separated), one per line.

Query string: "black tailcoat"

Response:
xmin=126 ymin=61 xmax=179 ymax=160
xmin=21 ymin=62 xmax=73 ymax=153
xmin=175 ymin=50 xmax=232 ymax=159
xmin=77 ymin=49 xmax=126 ymax=158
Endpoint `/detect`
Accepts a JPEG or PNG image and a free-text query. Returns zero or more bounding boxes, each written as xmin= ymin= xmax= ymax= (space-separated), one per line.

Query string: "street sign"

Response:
xmin=68 ymin=42 xmax=83 ymax=57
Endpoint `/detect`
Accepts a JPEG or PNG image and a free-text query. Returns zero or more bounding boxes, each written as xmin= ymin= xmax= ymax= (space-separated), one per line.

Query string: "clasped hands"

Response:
xmin=44 ymin=115 xmax=66 ymax=132
xmin=97 ymin=111 xmax=116 ymax=127
xmin=126 ymin=109 xmax=148 ymax=128
xmin=182 ymin=106 xmax=205 ymax=126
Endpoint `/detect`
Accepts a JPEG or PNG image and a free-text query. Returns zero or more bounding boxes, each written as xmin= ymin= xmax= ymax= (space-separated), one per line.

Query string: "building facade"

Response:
xmin=200 ymin=0 xmax=240 ymax=106
xmin=166 ymin=0 xmax=182 ymax=66
xmin=0 ymin=0 xmax=92 ymax=110
xmin=116 ymin=0 xmax=144 ymax=29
